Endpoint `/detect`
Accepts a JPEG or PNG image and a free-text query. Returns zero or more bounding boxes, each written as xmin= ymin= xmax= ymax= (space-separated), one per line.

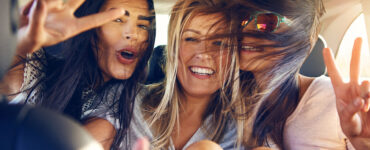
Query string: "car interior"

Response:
xmin=0 ymin=0 xmax=369 ymax=149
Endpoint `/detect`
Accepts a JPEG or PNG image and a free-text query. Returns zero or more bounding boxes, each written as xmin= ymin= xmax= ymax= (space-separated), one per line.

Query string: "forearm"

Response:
xmin=0 ymin=55 xmax=25 ymax=100
xmin=0 ymin=30 xmax=42 ymax=98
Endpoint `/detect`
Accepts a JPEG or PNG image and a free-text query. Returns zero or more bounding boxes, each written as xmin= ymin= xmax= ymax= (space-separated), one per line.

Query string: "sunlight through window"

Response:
xmin=154 ymin=14 xmax=170 ymax=47
xmin=336 ymin=13 xmax=370 ymax=81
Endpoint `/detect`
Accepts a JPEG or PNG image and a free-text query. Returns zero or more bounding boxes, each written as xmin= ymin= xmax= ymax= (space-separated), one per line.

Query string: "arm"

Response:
xmin=323 ymin=37 xmax=370 ymax=150
xmin=84 ymin=118 xmax=152 ymax=150
xmin=84 ymin=118 xmax=116 ymax=150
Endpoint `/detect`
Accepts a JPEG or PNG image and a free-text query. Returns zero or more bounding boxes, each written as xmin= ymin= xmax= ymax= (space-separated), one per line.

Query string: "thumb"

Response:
xmin=28 ymin=0 xmax=47 ymax=42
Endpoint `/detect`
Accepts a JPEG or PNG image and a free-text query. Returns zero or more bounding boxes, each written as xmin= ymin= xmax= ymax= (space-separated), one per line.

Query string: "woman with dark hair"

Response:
xmin=227 ymin=0 xmax=370 ymax=149
xmin=90 ymin=0 xmax=243 ymax=149
xmin=0 ymin=0 xmax=156 ymax=149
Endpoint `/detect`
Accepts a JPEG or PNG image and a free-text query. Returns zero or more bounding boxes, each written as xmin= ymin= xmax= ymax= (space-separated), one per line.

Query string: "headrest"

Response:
xmin=0 ymin=0 xmax=19 ymax=78
xmin=299 ymin=36 xmax=327 ymax=77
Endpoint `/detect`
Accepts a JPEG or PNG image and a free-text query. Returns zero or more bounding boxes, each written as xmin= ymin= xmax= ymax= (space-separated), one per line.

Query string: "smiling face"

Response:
xmin=177 ymin=13 xmax=231 ymax=98
xmin=239 ymin=13 xmax=289 ymax=73
xmin=96 ymin=0 xmax=151 ymax=81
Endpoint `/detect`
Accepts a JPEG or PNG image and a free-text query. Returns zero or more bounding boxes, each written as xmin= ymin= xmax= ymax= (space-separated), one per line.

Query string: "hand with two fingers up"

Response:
xmin=323 ymin=37 xmax=370 ymax=149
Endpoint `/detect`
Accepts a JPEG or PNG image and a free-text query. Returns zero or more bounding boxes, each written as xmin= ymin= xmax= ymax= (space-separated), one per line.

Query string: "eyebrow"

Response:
xmin=138 ymin=15 xmax=155 ymax=22
xmin=108 ymin=7 xmax=153 ymax=22
xmin=183 ymin=29 xmax=200 ymax=34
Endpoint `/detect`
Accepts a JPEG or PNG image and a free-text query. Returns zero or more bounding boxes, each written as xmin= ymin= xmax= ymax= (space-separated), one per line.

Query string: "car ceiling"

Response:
xmin=154 ymin=0 xmax=370 ymax=54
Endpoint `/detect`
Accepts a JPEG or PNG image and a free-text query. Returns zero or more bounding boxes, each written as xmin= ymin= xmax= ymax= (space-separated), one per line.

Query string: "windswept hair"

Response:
xmin=11 ymin=0 xmax=156 ymax=149
xmin=141 ymin=0 xmax=241 ymax=149
xmin=227 ymin=0 xmax=326 ymax=149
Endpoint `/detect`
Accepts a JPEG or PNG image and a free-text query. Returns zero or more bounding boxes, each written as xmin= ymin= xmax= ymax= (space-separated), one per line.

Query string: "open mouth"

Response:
xmin=116 ymin=49 xmax=138 ymax=64
xmin=120 ymin=50 xmax=135 ymax=59
xmin=241 ymin=45 xmax=263 ymax=52
xmin=189 ymin=66 xmax=215 ymax=76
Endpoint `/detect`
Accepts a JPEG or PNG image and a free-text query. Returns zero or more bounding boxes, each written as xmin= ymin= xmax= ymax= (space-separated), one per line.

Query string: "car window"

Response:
xmin=336 ymin=13 xmax=370 ymax=81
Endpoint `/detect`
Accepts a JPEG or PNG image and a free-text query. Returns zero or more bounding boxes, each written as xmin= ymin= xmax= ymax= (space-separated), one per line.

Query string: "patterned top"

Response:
xmin=11 ymin=49 xmax=47 ymax=105
xmin=10 ymin=49 xmax=124 ymax=120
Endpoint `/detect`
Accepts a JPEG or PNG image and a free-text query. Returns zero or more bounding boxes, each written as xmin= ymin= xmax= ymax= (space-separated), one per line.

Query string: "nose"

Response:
xmin=122 ymin=21 xmax=138 ymax=41
xmin=194 ymin=41 xmax=213 ymax=59
xmin=194 ymin=52 xmax=212 ymax=60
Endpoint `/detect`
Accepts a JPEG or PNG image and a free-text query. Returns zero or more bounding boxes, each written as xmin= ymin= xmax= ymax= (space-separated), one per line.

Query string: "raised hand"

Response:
xmin=323 ymin=37 xmax=370 ymax=149
xmin=16 ymin=0 xmax=125 ymax=56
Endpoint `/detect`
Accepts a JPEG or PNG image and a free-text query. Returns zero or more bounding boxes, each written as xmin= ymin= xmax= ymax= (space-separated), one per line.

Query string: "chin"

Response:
xmin=109 ymin=68 xmax=134 ymax=80
xmin=114 ymin=72 xmax=133 ymax=80
xmin=184 ymin=87 xmax=217 ymax=97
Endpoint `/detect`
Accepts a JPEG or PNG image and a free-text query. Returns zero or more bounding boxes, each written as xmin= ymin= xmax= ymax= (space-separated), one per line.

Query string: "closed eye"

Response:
xmin=184 ymin=37 xmax=199 ymax=42
xmin=212 ymin=41 xmax=223 ymax=46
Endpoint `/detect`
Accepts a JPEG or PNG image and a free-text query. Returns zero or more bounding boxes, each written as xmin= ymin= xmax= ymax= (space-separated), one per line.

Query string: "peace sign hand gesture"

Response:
xmin=323 ymin=37 xmax=370 ymax=149
xmin=16 ymin=0 xmax=125 ymax=57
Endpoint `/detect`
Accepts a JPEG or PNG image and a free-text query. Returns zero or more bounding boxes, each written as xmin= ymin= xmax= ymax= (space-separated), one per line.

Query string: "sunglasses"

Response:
xmin=241 ymin=11 xmax=291 ymax=33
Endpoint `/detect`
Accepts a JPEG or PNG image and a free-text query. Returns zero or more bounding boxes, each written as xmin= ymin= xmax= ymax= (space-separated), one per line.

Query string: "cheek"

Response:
xmin=216 ymin=54 xmax=231 ymax=77
xmin=179 ymin=44 xmax=194 ymax=64
xmin=138 ymin=30 xmax=149 ymax=42
xmin=99 ymin=25 xmax=122 ymax=48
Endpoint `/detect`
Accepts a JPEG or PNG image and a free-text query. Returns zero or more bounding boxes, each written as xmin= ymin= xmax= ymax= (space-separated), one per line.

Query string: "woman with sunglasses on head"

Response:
xmin=0 ymin=0 xmax=155 ymax=149
xmin=228 ymin=0 xmax=370 ymax=149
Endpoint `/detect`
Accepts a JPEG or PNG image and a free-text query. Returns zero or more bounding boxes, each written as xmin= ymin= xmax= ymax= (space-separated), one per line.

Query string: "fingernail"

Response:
xmin=31 ymin=0 xmax=38 ymax=10
xmin=354 ymin=98 xmax=362 ymax=106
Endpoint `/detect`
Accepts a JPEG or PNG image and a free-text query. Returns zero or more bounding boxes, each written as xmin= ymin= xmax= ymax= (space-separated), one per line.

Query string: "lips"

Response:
xmin=241 ymin=44 xmax=263 ymax=53
xmin=188 ymin=66 xmax=215 ymax=79
xmin=116 ymin=48 xmax=138 ymax=64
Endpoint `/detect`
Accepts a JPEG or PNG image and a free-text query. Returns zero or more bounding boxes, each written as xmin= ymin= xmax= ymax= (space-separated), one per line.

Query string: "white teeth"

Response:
xmin=123 ymin=50 xmax=133 ymax=54
xmin=242 ymin=45 xmax=261 ymax=52
xmin=190 ymin=67 xmax=215 ymax=75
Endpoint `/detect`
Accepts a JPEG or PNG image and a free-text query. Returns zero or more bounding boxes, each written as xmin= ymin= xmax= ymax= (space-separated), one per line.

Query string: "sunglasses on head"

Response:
xmin=241 ymin=11 xmax=291 ymax=33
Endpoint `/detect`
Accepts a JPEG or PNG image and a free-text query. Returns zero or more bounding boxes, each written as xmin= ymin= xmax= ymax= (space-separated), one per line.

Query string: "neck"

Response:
xmin=180 ymin=92 xmax=213 ymax=118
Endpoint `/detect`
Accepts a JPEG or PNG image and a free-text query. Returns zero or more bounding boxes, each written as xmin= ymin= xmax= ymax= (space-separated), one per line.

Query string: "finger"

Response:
xmin=361 ymin=80 xmax=370 ymax=98
xmin=350 ymin=37 xmax=363 ymax=84
xmin=340 ymin=98 xmax=364 ymax=123
xmin=132 ymin=137 xmax=150 ymax=150
xmin=66 ymin=0 xmax=85 ymax=11
xmin=74 ymin=8 xmax=125 ymax=34
xmin=44 ymin=0 xmax=64 ymax=10
xmin=28 ymin=0 xmax=47 ymax=43
xmin=361 ymin=81 xmax=370 ymax=111
xmin=19 ymin=0 xmax=35 ymax=27
xmin=21 ymin=0 xmax=35 ymax=16
xmin=323 ymin=48 xmax=344 ymax=86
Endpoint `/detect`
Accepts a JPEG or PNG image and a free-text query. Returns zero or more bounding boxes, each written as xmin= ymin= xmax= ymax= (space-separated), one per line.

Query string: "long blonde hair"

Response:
xmin=141 ymin=0 xmax=241 ymax=149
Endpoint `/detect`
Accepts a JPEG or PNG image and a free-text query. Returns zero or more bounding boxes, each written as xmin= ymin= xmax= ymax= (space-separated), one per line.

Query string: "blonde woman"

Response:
xmin=140 ymin=0 xmax=240 ymax=149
